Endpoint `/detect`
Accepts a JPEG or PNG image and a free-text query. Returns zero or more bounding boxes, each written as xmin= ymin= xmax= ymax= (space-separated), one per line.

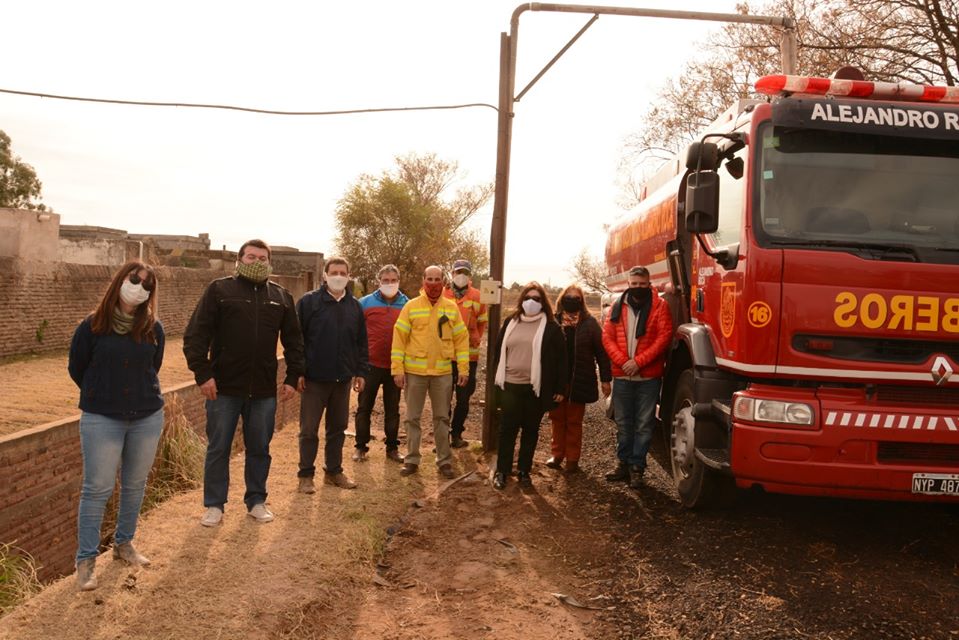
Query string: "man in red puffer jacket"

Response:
xmin=601 ymin=265 xmax=672 ymax=489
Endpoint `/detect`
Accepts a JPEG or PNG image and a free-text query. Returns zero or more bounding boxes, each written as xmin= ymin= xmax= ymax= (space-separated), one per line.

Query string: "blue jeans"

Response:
xmin=203 ymin=395 xmax=276 ymax=511
xmin=612 ymin=378 xmax=662 ymax=470
xmin=76 ymin=410 xmax=164 ymax=562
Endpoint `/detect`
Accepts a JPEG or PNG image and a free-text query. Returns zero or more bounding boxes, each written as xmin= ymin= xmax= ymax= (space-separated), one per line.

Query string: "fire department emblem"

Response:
xmin=931 ymin=356 xmax=954 ymax=386
xmin=720 ymin=282 xmax=736 ymax=338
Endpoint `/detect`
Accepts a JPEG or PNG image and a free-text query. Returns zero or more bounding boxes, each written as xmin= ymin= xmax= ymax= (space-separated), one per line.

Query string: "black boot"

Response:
xmin=517 ymin=471 xmax=533 ymax=488
xmin=605 ymin=462 xmax=629 ymax=482
xmin=629 ymin=465 xmax=645 ymax=489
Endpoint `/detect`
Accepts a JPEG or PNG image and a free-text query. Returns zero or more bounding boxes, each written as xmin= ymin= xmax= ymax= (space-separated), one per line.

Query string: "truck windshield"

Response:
xmin=756 ymin=123 xmax=959 ymax=263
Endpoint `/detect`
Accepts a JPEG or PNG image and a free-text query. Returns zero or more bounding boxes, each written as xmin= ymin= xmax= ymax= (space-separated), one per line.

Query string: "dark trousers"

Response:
xmin=354 ymin=365 xmax=401 ymax=451
xmin=496 ymin=382 xmax=545 ymax=476
xmin=450 ymin=360 xmax=478 ymax=438
xmin=203 ymin=395 xmax=277 ymax=511
xmin=298 ymin=380 xmax=351 ymax=477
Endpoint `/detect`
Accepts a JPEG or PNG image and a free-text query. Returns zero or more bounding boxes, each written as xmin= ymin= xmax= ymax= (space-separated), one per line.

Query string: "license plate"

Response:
xmin=912 ymin=473 xmax=959 ymax=495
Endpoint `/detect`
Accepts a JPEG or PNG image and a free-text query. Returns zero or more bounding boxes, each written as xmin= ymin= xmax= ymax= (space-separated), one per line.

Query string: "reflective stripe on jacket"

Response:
xmin=443 ymin=285 xmax=488 ymax=361
xmin=391 ymin=294 xmax=470 ymax=376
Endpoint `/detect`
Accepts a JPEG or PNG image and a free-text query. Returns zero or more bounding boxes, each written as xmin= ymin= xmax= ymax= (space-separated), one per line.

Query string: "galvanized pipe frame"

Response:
xmin=482 ymin=3 xmax=798 ymax=450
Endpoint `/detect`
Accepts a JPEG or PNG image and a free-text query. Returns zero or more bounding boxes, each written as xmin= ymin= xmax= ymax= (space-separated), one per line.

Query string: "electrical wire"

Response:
xmin=0 ymin=87 xmax=498 ymax=116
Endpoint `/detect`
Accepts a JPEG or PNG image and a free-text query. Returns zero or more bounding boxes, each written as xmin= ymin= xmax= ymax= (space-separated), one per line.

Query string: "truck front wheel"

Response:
xmin=669 ymin=370 xmax=734 ymax=509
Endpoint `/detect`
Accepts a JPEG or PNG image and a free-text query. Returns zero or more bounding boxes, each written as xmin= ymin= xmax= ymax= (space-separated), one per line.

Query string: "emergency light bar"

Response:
xmin=755 ymin=74 xmax=959 ymax=104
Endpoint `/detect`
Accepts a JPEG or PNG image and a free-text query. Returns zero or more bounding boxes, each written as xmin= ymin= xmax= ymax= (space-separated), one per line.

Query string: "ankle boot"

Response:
xmin=605 ymin=462 xmax=629 ymax=482
xmin=113 ymin=541 xmax=151 ymax=566
xmin=629 ymin=465 xmax=645 ymax=489
xmin=76 ymin=558 xmax=97 ymax=591
xmin=565 ymin=460 xmax=580 ymax=473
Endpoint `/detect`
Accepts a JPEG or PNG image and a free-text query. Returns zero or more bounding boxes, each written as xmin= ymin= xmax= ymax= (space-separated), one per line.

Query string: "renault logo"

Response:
xmin=931 ymin=356 xmax=954 ymax=386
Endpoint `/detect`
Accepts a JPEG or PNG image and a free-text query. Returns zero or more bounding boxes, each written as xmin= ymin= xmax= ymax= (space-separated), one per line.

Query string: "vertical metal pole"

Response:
xmin=482 ymin=31 xmax=514 ymax=452
xmin=781 ymin=25 xmax=798 ymax=75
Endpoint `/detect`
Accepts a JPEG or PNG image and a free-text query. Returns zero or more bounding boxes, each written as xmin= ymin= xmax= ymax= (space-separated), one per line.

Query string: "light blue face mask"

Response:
xmin=522 ymin=298 xmax=543 ymax=316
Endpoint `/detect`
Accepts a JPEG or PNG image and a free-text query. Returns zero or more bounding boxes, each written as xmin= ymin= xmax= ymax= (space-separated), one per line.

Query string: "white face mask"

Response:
xmin=452 ymin=274 xmax=470 ymax=288
xmin=326 ymin=275 xmax=349 ymax=292
xmin=521 ymin=299 xmax=543 ymax=316
xmin=119 ymin=280 xmax=150 ymax=306
xmin=379 ymin=283 xmax=399 ymax=298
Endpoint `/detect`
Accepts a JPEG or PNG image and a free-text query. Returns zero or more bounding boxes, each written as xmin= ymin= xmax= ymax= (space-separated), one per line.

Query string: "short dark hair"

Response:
xmin=628 ymin=265 xmax=650 ymax=278
xmin=325 ymin=257 xmax=350 ymax=274
xmin=239 ymin=239 xmax=271 ymax=261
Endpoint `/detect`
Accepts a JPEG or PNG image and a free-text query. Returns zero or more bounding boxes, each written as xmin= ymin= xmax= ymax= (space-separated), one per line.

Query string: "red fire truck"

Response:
xmin=605 ymin=73 xmax=959 ymax=508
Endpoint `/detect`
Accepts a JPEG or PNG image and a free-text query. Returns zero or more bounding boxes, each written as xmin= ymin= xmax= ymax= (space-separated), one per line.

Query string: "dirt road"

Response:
xmin=2 ymin=363 xmax=958 ymax=638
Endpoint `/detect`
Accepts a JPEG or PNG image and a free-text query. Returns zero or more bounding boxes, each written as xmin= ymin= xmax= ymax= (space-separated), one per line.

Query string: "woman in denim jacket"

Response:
xmin=68 ymin=261 xmax=164 ymax=591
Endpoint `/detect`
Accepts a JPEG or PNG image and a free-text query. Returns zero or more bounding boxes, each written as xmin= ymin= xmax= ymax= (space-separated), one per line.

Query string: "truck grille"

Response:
xmin=877 ymin=442 xmax=959 ymax=468
xmin=876 ymin=386 xmax=959 ymax=406
xmin=793 ymin=334 xmax=959 ymax=365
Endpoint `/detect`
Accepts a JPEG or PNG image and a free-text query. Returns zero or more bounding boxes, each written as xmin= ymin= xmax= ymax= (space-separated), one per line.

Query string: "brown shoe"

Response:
xmin=545 ymin=457 xmax=563 ymax=469
xmin=298 ymin=477 xmax=316 ymax=494
xmin=324 ymin=472 xmax=357 ymax=489
xmin=399 ymin=463 xmax=419 ymax=477
xmin=386 ymin=449 xmax=404 ymax=463
xmin=565 ymin=461 xmax=580 ymax=474
xmin=439 ymin=463 xmax=456 ymax=479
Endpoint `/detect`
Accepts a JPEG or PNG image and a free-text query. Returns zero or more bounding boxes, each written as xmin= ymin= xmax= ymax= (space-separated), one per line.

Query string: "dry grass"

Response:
xmin=143 ymin=394 xmax=205 ymax=510
xmin=0 ymin=425 xmax=424 ymax=640
xmin=0 ymin=337 xmax=197 ymax=437
xmin=0 ymin=543 xmax=41 ymax=616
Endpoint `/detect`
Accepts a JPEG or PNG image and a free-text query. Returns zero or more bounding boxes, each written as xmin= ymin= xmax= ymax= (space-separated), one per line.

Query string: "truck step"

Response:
xmin=695 ymin=447 xmax=732 ymax=474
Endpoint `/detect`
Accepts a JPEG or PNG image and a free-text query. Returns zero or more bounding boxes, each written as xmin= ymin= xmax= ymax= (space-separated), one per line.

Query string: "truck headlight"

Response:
xmin=733 ymin=396 xmax=814 ymax=426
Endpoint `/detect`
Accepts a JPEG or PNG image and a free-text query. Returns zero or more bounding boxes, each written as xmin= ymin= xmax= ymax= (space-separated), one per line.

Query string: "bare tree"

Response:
xmin=568 ymin=247 xmax=610 ymax=293
xmin=617 ymin=0 xmax=959 ymax=208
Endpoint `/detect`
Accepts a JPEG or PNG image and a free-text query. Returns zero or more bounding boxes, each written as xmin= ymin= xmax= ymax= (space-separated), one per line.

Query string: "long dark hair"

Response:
xmin=508 ymin=281 xmax=555 ymax=323
xmin=90 ymin=261 xmax=159 ymax=343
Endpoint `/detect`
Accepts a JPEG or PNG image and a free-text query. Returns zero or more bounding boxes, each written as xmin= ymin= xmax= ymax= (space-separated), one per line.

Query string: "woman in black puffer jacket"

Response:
xmin=546 ymin=284 xmax=612 ymax=473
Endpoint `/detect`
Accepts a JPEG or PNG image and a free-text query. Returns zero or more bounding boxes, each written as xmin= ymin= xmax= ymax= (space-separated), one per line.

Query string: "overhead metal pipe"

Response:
xmin=482 ymin=3 xmax=799 ymax=450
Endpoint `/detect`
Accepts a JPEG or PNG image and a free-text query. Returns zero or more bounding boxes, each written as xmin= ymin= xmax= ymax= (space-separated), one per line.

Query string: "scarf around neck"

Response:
xmin=112 ymin=307 xmax=135 ymax=335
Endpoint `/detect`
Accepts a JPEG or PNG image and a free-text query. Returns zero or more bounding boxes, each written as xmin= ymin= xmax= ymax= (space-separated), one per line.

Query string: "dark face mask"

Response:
xmin=628 ymin=286 xmax=652 ymax=304
xmin=561 ymin=296 xmax=583 ymax=312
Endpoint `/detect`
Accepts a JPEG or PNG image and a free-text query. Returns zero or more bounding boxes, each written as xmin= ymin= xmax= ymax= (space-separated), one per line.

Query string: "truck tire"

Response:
xmin=669 ymin=369 xmax=735 ymax=509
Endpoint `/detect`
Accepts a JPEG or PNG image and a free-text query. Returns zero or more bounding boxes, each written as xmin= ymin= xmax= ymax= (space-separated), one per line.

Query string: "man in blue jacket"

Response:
xmin=296 ymin=257 xmax=369 ymax=492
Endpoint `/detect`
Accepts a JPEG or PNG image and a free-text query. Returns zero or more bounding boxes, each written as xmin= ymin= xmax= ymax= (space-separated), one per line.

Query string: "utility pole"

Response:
xmin=481 ymin=3 xmax=798 ymax=450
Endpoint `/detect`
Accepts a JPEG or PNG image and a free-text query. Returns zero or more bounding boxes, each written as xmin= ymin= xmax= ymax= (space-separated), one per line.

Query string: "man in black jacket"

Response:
xmin=295 ymin=257 xmax=369 ymax=492
xmin=183 ymin=239 xmax=305 ymax=527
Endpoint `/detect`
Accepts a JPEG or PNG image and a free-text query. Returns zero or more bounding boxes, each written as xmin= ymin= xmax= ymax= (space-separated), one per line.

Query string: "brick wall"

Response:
xmin=0 ymin=362 xmax=299 ymax=582
xmin=0 ymin=258 xmax=311 ymax=359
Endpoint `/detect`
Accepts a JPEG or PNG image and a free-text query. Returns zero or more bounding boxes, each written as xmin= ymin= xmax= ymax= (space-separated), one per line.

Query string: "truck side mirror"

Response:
xmin=685 ymin=142 xmax=720 ymax=171
xmin=685 ymin=171 xmax=720 ymax=234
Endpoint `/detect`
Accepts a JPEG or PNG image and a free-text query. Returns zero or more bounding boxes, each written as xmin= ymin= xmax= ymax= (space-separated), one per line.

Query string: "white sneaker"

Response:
xmin=200 ymin=507 xmax=223 ymax=527
xmin=247 ymin=503 xmax=274 ymax=523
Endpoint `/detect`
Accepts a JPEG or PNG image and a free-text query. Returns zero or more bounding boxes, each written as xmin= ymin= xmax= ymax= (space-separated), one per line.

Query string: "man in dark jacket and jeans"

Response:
xmin=184 ymin=239 xmax=305 ymax=527
xmin=296 ymin=257 xmax=369 ymax=492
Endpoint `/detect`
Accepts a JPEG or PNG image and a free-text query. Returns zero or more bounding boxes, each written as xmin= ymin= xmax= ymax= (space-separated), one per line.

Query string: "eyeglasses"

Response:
xmin=523 ymin=295 xmax=542 ymax=302
xmin=129 ymin=272 xmax=155 ymax=292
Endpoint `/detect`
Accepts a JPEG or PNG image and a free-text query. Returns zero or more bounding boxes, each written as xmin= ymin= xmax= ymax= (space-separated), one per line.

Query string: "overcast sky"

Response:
xmin=2 ymin=0 xmax=744 ymax=285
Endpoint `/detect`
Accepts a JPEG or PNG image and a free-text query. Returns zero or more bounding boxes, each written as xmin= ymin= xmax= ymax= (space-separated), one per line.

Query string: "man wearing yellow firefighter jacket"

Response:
xmin=392 ymin=265 xmax=470 ymax=479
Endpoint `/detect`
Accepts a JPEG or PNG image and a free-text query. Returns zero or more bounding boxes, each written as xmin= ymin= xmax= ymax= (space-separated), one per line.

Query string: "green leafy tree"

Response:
xmin=334 ymin=153 xmax=492 ymax=293
xmin=0 ymin=130 xmax=47 ymax=211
